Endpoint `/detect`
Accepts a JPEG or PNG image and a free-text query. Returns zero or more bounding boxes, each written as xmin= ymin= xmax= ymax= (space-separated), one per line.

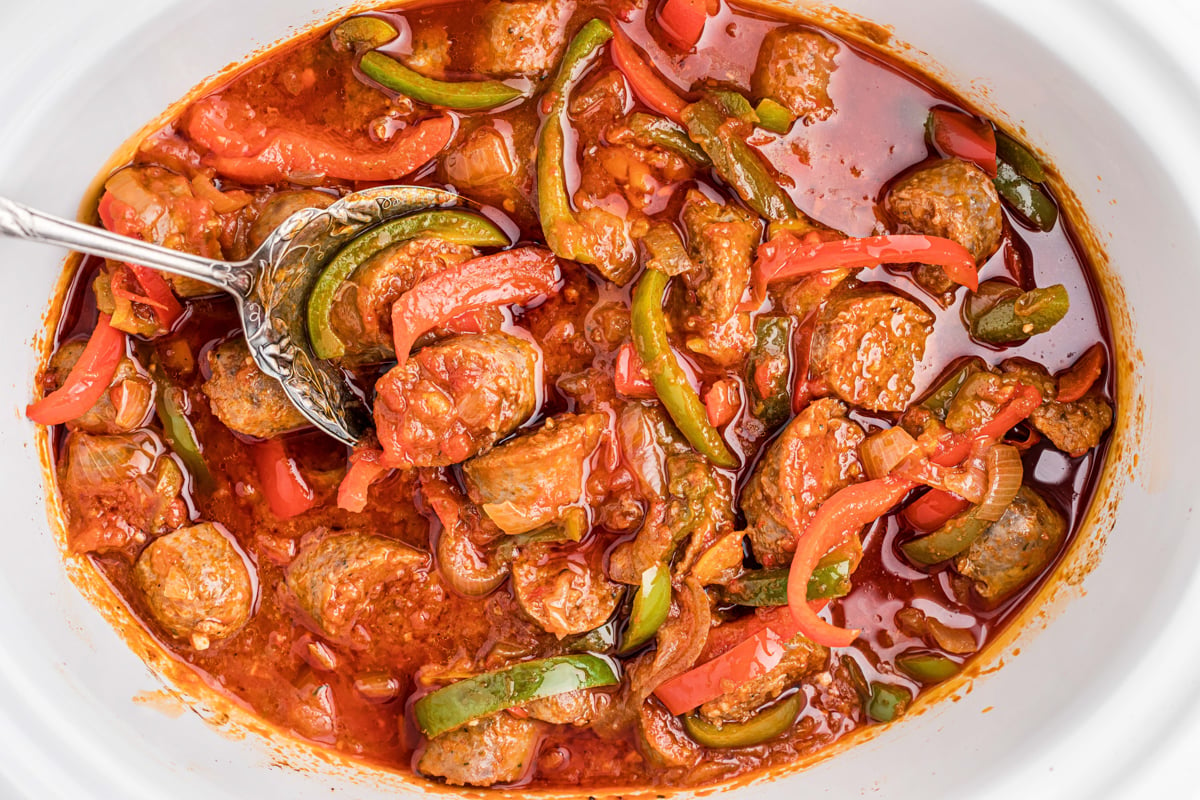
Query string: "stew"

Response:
xmin=32 ymin=0 xmax=1114 ymax=791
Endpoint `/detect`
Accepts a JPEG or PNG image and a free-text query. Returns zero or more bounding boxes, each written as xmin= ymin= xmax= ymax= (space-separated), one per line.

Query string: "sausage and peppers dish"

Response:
xmin=30 ymin=0 xmax=1115 ymax=790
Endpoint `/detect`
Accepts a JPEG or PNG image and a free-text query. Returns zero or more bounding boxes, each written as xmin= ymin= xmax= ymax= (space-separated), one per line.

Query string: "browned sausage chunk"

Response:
xmin=46 ymin=342 xmax=153 ymax=434
xmin=286 ymin=531 xmax=426 ymax=638
xmin=512 ymin=541 xmax=622 ymax=637
xmin=374 ymin=333 xmax=541 ymax=469
xmin=134 ymin=522 xmax=255 ymax=649
xmin=202 ymin=338 xmax=309 ymax=439
xmin=885 ymin=158 xmax=1004 ymax=297
xmin=1031 ymin=391 xmax=1114 ymax=458
xmin=523 ymin=688 xmax=613 ymax=726
xmin=59 ymin=431 xmax=187 ymax=554
xmin=697 ymin=632 xmax=827 ymax=725
xmin=463 ymin=412 xmax=606 ymax=535
xmin=955 ymin=485 xmax=1067 ymax=604
xmin=811 ymin=290 xmax=934 ymax=412
xmin=475 ymin=0 xmax=575 ymax=77
xmin=751 ymin=27 xmax=839 ymax=122
xmin=418 ymin=712 xmax=541 ymax=787
xmin=681 ymin=189 xmax=762 ymax=324
xmin=742 ymin=398 xmax=865 ymax=567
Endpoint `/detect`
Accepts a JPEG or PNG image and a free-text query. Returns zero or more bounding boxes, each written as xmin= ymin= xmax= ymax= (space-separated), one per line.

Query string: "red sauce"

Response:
xmin=44 ymin=0 xmax=1113 ymax=791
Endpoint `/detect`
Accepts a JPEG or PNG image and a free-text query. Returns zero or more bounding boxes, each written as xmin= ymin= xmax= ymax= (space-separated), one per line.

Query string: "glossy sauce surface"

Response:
xmin=47 ymin=0 xmax=1112 ymax=790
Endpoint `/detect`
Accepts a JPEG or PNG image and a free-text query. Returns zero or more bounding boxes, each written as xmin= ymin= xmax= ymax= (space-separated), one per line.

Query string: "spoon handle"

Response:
xmin=0 ymin=195 xmax=251 ymax=297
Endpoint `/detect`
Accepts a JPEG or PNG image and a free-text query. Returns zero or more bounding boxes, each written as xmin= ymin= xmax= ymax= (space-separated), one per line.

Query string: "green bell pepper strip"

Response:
xmin=331 ymin=16 xmax=399 ymax=52
xmin=359 ymin=51 xmax=525 ymax=110
xmin=618 ymin=563 xmax=672 ymax=653
xmin=901 ymin=506 xmax=990 ymax=566
xmin=895 ymin=652 xmax=960 ymax=684
xmin=755 ymin=98 xmax=795 ymax=134
xmin=865 ymin=682 xmax=912 ymax=723
xmin=628 ymin=112 xmax=711 ymax=166
xmin=746 ymin=315 xmax=792 ymax=428
xmin=155 ymin=382 xmax=213 ymax=493
xmin=995 ymin=130 xmax=1046 ymax=182
xmin=682 ymin=692 xmax=802 ymax=748
xmin=536 ymin=19 xmax=614 ymax=264
xmin=306 ymin=209 xmax=508 ymax=359
xmin=919 ymin=357 xmax=987 ymax=421
xmin=994 ymin=160 xmax=1058 ymax=232
xmin=682 ymin=98 xmax=800 ymax=222
xmin=631 ymin=268 xmax=738 ymax=468
xmin=413 ymin=654 xmax=620 ymax=738
xmin=716 ymin=560 xmax=853 ymax=607
xmin=968 ymin=283 xmax=1069 ymax=344
xmin=707 ymin=87 xmax=758 ymax=124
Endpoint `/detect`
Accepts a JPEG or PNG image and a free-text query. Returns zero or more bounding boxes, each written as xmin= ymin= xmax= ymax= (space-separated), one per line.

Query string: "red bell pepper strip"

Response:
xmin=655 ymin=604 xmax=827 ymax=715
xmin=902 ymin=489 xmax=971 ymax=531
xmin=657 ymin=0 xmax=709 ymax=50
xmin=1055 ymin=343 xmax=1105 ymax=403
xmin=98 ymin=193 xmax=185 ymax=329
xmin=927 ymin=107 xmax=997 ymax=177
xmin=787 ymin=475 xmax=916 ymax=647
xmin=253 ymin=439 xmax=315 ymax=519
xmin=390 ymin=247 xmax=560 ymax=367
xmin=611 ymin=29 xmax=687 ymax=124
xmin=27 ymin=313 xmax=126 ymax=426
xmin=614 ymin=342 xmax=657 ymax=398
xmin=754 ymin=232 xmax=979 ymax=296
xmin=337 ymin=448 xmax=389 ymax=513
xmin=188 ymin=97 xmax=453 ymax=184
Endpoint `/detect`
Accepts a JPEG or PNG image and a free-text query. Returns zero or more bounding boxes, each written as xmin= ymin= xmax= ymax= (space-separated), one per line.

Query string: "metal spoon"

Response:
xmin=0 ymin=185 xmax=465 ymax=446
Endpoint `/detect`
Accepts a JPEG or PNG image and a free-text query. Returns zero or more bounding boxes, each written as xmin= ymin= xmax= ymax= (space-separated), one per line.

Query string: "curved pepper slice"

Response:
xmin=390 ymin=247 xmax=560 ymax=367
xmin=787 ymin=475 xmax=916 ymax=648
xmin=926 ymin=107 xmax=997 ymax=177
xmin=754 ymin=231 xmax=980 ymax=297
xmin=1055 ymin=343 xmax=1105 ymax=404
xmin=619 ymin=563 xmax=672 ymax=653
xmin=683 ymin=693 xmax=802 ymax=748
xmin=156 ymin=382 xmax=214 ymax=493
xmin=631 ymin=268 xmax=737 ymax=468
xmin=27 ymin=313 xmax=125 ymax=426
xmin=969 ymin=284 xmax=1069 ymax=344
xmin=628 ymin=112 xmax=710 ymax=165
xmin=716 ymin=560 xmax=853 ymax=607
xmin=307 ymin=209 xmax=509 ymax=359
xmin=359 ymin=51 xmax=525 ymax=110
xmin=537 ymin=18 xmax=637 ymax=284
xmin=611 ymin=29 xmax=687 ymax=124
xmin=414 ymin=654 xmax=620 ymax=738
xmin=682 ymin=98 xmax=799 ymax=222
xmin=900 ymin=505 xmax=990 ymax=565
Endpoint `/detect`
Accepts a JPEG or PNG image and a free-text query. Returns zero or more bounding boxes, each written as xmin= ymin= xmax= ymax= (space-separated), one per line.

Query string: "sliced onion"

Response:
xmin=975 ymin=444 xmax=1023 ymax=522
xmin=927 ymin=618 xmax=977 ymax=655
xmin=190 ymin=173 xmax=251 ymax=214
xmin=110 ymin=377 xmax=155 ymax=430
xmin=105 ymin=169 xmax=163 ymax=218
xmin=859 ymin=427 xmax=920 ymax=480
xmin=354 ymin=672 xmax=401 ymax=701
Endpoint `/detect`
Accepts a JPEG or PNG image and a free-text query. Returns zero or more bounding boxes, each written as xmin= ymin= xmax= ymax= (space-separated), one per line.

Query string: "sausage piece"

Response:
xmin=247 ymin=189 xmax=335 ymax=251
xmin=681 ymin=189 xmax=762 ymax=324
xmin=697 ymin=632 xmax=827 ymax=725
xmin=463 ymin=412 xmax=606 ymax=535
xmin=1030 ymin=391 xmax=1113 ymax=457
xmin=885 ymin=158 xmax=1004 ymax=297
xmin=134 ymin=522 xmax=254 ymax=650
xmin=954 ymin=485 xmax=1067 ymax=604
xmin=202 ymin=338 xmax=310 ymax=439
xmin=810 ymin=290 xmax=934 ymax=412
xmin=475 ymin=0 xmax=575 ymax=77
xmin=742 ymin=398 xmax=865 ymax=567
xmin=418 ymin=712 xmax=541 ymax=787
xmin=512 ymin=541 xmax=622 ymax=637
xmin=374 ymin=333 xmax=541 ymax=469
xmin=59 ymin=431 xmax=187 ymax=554
xmin=751 ymin=27 xmax=839 ymax=122
xmin=286 ymin=531 xmax=426 ymax=638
